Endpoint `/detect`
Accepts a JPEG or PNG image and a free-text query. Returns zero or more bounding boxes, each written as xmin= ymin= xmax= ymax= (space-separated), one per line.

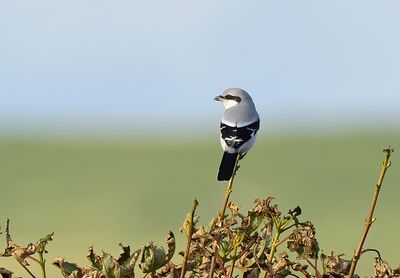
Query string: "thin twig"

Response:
xmin=5 ymin=219 xmax=11 ymax=246
xmin=228 ymin=254 xmax=236 ymax=278
xmin=305 ymin=257 xmax=322 ymax=278
xmin=267 ymin=228 xmax=280 ymax=263
xmin=15 ymin=258 xmax=36 ymax=278
xmin=28 ymin=255 xmax=41 ymax=264
xmin=210 ymin=156 xmax=241 ymax=278
xmin=275 ymin=233 xmax=293 ymax=248
xmin=219 ymin=157 xmax=240 ymax=219
xmin=268 ymin=215 xmax=296 ymax=263
xmin=228 ymin=238 xmax=241 ymax=278
xmin=268 ymin=215 xmax=289 ymax=263
xmin=348 ymin=147 xmax=393 ymax=277
xmin=36 ymin=233 xmax=54 ymax=278
xmin=314 ymin=257 xmax=320 ymax=278
xmin=180 ymin=199 xmax=198 ymax=278
xmin=209 ymin=255 xmax=217 ymax=278
xmin=235 ymin=238 xmax=256 ymax=259
xmin=361 ymin=248 xmax=382 ymax=260
xmin=38 ymin=250 xmax=46 ymax=278
xmin=216 ymin=254 xmax=228 ymax=277
xmin=5 ymin=220 xmax=37 ymax=278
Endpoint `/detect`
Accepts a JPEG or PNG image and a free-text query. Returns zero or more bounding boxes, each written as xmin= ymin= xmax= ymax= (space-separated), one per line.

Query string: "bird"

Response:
xmin=215 ymin=88 xmax=260 ymax=181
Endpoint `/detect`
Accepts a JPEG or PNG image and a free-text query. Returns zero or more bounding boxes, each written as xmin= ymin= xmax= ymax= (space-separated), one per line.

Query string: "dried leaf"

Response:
xmin=287 ymin=221 xmax=319 ymax=259
xmin=11 ymin=243 xmax=36 ymax=266
xmin=242 ymin=268 xmax=260 ymax=278
xmin=288 ymin=206 xmax=302 ymax=218
xmin=291 ymin=263 xmax=311 ymax=278
xmin=0 ymin=268 xmax=13 ymax=278
xmin=252 ymin=197 xmax=280 ymax=218
xmin=52 ymin=257 xmax=82 ymax=277
xmin=374 ymin=258 xmax=394 ymax=278
xmin=102 ymin=252 xmax=123 ymax=278
xmin=324 ymin=253 xmax=352 ymax=277
xmin=139 ymin=242 xmax=167 ymax=273
xmin=87 ymin=246 xmax=102 ymax=270
xmin=117 ymin=244 xmax=131 ymax=266
xmin=164 ymin=232 xmax=175 ymax=264
xmin=37 ymin=232 xmax=54 ymax=253
xmin=228 ymin=202 xmax=240 ymax=216
xmin=272 ymin=251 xmax=291 ymax=275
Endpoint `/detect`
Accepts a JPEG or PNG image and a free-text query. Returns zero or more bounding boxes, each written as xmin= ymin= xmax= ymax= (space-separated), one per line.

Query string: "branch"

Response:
xmin=219 ymin=156 xmax=241 ymax=219
xmin=305 ymin=257 xmax=322 ymax=278
xmin=210 ymin=155 xmax=241 ymax=278
xmin=348 ymin=147 xmax=394 ymax=277
xmin=180 ymin=199 xmax=198 ymax=278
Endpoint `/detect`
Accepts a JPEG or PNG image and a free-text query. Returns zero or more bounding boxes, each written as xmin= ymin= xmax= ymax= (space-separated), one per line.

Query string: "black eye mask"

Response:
xmin=225 ymin=94 xmax=242 ymax=103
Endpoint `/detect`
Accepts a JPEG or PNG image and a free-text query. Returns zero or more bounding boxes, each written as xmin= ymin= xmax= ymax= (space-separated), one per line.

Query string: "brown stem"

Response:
xmin=236 ymin=239 xmax=256 ymax=259
xmin=28 ymin=255 xmax=41 ymax=264
xmin=5 ymin=219 xmax=11 ymax=246
xmin=275 ymin=233 xmax=292 ymax=248
xmin=348 ymin=147 xmax=393 ymax=277
xmin=305 ymin=257 xmax=322 ymax=278
xmin=228 ymin=243 xmax=239 ymax=278
xmin=15 ymin=259 xmax=36 ymax=278
xmin=210 ymin=156 xmax=241 ymax=278
xmin=180 ymin=199 xmax=198 ymax=278
xmin=267 ymin=231 xmax=280 ymax=263
xmin=216 ymin=254 xmax=228 ymax=277
xmin=228 ymin=260 xmax=236 ymax=278
xmin=360 ymin=248 xmax=382 ymax=260
xmin=209 ymin=255 xmax=217 ymax=278
xmin=219 ymin=157 xmax=240 ymax=219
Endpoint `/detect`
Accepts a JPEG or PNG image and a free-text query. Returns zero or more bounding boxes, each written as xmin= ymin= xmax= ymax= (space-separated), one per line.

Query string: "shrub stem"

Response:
xmin=210 ymin=155 xmax=241 ymax=278
xmin=38 ymin=250 xmax=47 ymax=278
xmin=180 ymin=199 xmax=198 ymax=278
xmin=219 ymin=158 xmax=239 ymax=219
xmin=348 ymin=147 xmax=393 ymax=277
xmin=267 ymin=215 xmax=293 ymax=263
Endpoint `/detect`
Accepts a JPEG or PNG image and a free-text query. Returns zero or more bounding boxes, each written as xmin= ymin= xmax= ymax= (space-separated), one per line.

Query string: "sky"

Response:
xmin=1 ymin=1 xmax=399 ymax=136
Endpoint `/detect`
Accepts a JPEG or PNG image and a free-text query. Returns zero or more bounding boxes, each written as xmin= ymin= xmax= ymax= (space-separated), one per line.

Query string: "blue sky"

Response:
xmin=1 ymin=1 xmax=399 ymax=136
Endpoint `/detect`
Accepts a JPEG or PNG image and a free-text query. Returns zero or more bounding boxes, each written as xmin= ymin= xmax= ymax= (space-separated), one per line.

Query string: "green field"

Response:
xmin=1 ymin=132 xmax=399 ymax=277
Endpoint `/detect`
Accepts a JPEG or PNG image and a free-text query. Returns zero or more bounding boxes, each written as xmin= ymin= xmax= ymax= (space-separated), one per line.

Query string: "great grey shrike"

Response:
xmin=214 ymin=88 xmax=260 ymax=181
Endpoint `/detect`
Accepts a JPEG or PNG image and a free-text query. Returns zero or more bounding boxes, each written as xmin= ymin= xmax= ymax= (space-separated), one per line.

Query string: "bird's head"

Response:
xmin=214 ymin=88 xmax=253 ymax=109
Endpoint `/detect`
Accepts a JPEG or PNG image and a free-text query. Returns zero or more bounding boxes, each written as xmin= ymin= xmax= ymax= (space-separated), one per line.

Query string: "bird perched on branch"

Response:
xmin=214 ymin=88 xmax=260 ymax=181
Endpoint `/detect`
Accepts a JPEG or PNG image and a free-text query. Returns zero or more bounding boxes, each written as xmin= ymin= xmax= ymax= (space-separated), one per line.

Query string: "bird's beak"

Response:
xmin=214 ymin=95 xmax=224 ymax=101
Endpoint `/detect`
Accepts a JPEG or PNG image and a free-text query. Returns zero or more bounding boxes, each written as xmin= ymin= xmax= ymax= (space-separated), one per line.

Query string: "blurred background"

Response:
xmin=1 ymin=1 xmax=399 ymax=277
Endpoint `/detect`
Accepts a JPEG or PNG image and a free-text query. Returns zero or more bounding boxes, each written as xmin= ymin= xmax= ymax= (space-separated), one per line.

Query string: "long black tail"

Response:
xmin=217 ymin=152 xmax=238 ymax=181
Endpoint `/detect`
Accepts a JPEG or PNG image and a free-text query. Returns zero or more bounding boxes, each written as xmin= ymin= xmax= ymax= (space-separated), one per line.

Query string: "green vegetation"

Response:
xmin=0 ymin=132 xmax=399 ymax=277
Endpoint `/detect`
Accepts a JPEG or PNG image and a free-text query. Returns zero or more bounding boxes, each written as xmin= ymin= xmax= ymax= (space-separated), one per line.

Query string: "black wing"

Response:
xmin=220 ymin=119 xmax=260 ymax=149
